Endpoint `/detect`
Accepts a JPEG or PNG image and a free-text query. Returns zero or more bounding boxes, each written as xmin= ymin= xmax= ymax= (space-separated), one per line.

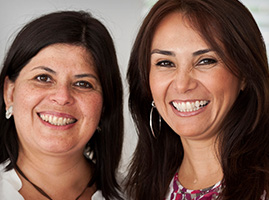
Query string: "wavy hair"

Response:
xmin=0 ymin=11 xmax=123 ymax=200
xmin=126 ymin=0 xmax=269 ymax=199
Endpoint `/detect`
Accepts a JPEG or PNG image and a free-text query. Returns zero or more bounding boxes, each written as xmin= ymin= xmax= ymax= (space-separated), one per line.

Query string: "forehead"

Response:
xmin=38 ymin=43 xmax=93 ymax=62
xmin=151 ymin=12 xmax=209 ymax=51
xmin=24 ymin=44 xmax=96 ymax=72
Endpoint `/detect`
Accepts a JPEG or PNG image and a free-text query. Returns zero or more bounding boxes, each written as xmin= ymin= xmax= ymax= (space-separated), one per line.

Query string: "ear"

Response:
xmin=3 ymin=76 xmax=15 ymax=109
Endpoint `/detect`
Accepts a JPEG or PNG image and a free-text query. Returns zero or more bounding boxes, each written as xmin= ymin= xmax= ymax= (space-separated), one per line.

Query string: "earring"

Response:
xmin=83 ymin=145 xmax=96 ymax=163
xmin=149 ymin=101 xmax=161 ymax=139
xmin=5 ymin=106 xmax=13 ymax=119
xmin=96 ymin=126 xmax=101 ymax=132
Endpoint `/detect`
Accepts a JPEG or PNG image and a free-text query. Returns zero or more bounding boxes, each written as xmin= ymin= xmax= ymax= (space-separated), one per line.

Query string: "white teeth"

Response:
xmin=172 ymin=100 xmax=209 ymax=112
xmin=39 ymin=114 xmax=76 ymax=126
xmin=186 ymin=102 xmax=192 ymax=111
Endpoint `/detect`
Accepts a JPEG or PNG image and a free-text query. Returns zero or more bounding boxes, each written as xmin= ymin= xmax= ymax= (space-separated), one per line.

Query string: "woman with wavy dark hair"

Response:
xmin=0 ymin=11 xmax=123 ymax=199
xmin=126 ymin=0 xmax=269 ymax=199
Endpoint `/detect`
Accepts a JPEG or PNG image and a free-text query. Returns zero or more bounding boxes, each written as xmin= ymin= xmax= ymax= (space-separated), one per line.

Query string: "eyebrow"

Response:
xmin=151 ymin=49 xmax=176 ymax=56
xmin=31 ymin=66 xmax=98 ymax=80
xmin=74 ymin=74 xmax=98 ymax=81
xmin=151 ymin=48 xmax=213 ymax=57
xmin=192 ymin=49 xmax=212 ymax=56
xmin=31 ymin=66 xmax=56 ymax=74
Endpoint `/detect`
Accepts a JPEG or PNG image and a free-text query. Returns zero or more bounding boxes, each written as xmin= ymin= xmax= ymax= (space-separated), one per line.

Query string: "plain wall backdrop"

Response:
xmin=0 ymin=0 xmax=146 ymax=174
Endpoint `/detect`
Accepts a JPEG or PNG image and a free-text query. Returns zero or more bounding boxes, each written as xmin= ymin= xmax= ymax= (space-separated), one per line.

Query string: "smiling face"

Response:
xmin=149 ymin=12 xmax=244 ymax=141
xmin=4 ymin=44 xmax=103 ymax=156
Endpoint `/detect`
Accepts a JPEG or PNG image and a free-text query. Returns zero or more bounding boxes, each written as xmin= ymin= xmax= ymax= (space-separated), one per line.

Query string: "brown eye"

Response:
xmin=74 ymin=81 xmax=93 ymax=89
xmin=195 ymin=58 xmax=218 ymax=70
xmin=36 ymin=74 xmax=52 ymax=82
xmin=198 ymin=58 xmax=217 ymax=65
xmin=156 ymin=60 xmax=175 ymax=67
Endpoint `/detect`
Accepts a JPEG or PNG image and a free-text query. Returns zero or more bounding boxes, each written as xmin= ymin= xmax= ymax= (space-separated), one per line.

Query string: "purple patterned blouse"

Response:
xmin=164 ymin=173 xmax=221 ymax=200
xmin=164 ymin=173 xmax=268 ymax=200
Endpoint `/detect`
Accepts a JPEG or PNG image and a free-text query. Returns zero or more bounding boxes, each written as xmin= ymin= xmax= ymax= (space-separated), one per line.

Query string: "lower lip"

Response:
xmin=38 ymin=115 xmax=76 ymax=130
xmin=171 ymin=104 xmax=208 ymax=117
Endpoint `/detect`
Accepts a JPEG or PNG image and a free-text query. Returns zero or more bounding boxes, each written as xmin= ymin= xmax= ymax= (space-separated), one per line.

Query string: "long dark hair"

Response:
xmin=0 ymin=11 xmax=123 ymax=200
xmin=126 ymin=0 xmax=269 ymax=199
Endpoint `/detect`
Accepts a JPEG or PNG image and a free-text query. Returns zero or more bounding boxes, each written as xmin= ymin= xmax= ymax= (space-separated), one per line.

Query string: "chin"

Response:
xmin=37 ymin=141 xmax=79 ymax=155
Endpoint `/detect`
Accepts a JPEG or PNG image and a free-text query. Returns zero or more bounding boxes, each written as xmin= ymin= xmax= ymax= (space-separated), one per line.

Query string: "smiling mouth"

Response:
xmin=38 ymin=114 xmax=77 ymax=126
xmin=172 ymin=100 xmax=209 ymax=112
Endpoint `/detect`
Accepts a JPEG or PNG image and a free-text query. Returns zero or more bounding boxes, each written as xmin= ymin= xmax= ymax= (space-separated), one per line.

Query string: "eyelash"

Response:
xmin=35 ymin=75 xmax=94 ymax=90
xmin=156 ymin=60 xmax=175 ymax=67
xmin=155 ymin=58 xmax=217 ymax=68
xmin=74 ymin=81 xmax=93 ymax=89
xmin=35 ymin=74 xmax=52 ymax=82
xmin=197 ymin=58 xmax=217 ymax=66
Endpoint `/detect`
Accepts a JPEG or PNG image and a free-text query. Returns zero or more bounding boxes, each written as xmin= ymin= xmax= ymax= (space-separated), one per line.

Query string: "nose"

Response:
xmin=172 ymin=69 xmax=197 ymax=94
xmin=49 ymin=84 xmax=74 ymax=106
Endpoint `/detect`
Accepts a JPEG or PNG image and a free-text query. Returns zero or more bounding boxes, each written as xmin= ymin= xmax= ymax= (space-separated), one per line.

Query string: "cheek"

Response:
xmin=150 ymin=71 xmax=165 ymax=99
xmin=12 ymin=86 xmax=42 ymax=136
xmin=205 ymin=70 xmax=241 ymax=109
xmin=12 ymin=85 xmax=41 ymax=116
xmin=81 ymin=94 xmax=103 ymax=120
xmin=149 ymin=71 xmax=173 ymax=108
xmin=149 ymin=73 xmax=157 ymax=97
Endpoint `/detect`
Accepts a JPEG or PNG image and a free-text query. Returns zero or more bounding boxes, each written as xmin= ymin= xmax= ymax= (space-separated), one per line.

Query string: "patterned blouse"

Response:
xmin=164 ymin=173 xmax=268 ymax=200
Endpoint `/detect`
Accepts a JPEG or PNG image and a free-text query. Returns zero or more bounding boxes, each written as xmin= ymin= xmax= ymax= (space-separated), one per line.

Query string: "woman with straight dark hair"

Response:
xmin=0 ymin=11 xmax=123 ymax=200
xmin=126 ymin=0 xmax=269 ymax=199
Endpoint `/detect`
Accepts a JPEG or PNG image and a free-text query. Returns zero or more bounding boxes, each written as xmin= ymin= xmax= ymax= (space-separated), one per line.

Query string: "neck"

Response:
xmin=16 ymin=147 xmax=95 ymax=200
xmin=178 ymin=137 xmax=223 ymax=190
